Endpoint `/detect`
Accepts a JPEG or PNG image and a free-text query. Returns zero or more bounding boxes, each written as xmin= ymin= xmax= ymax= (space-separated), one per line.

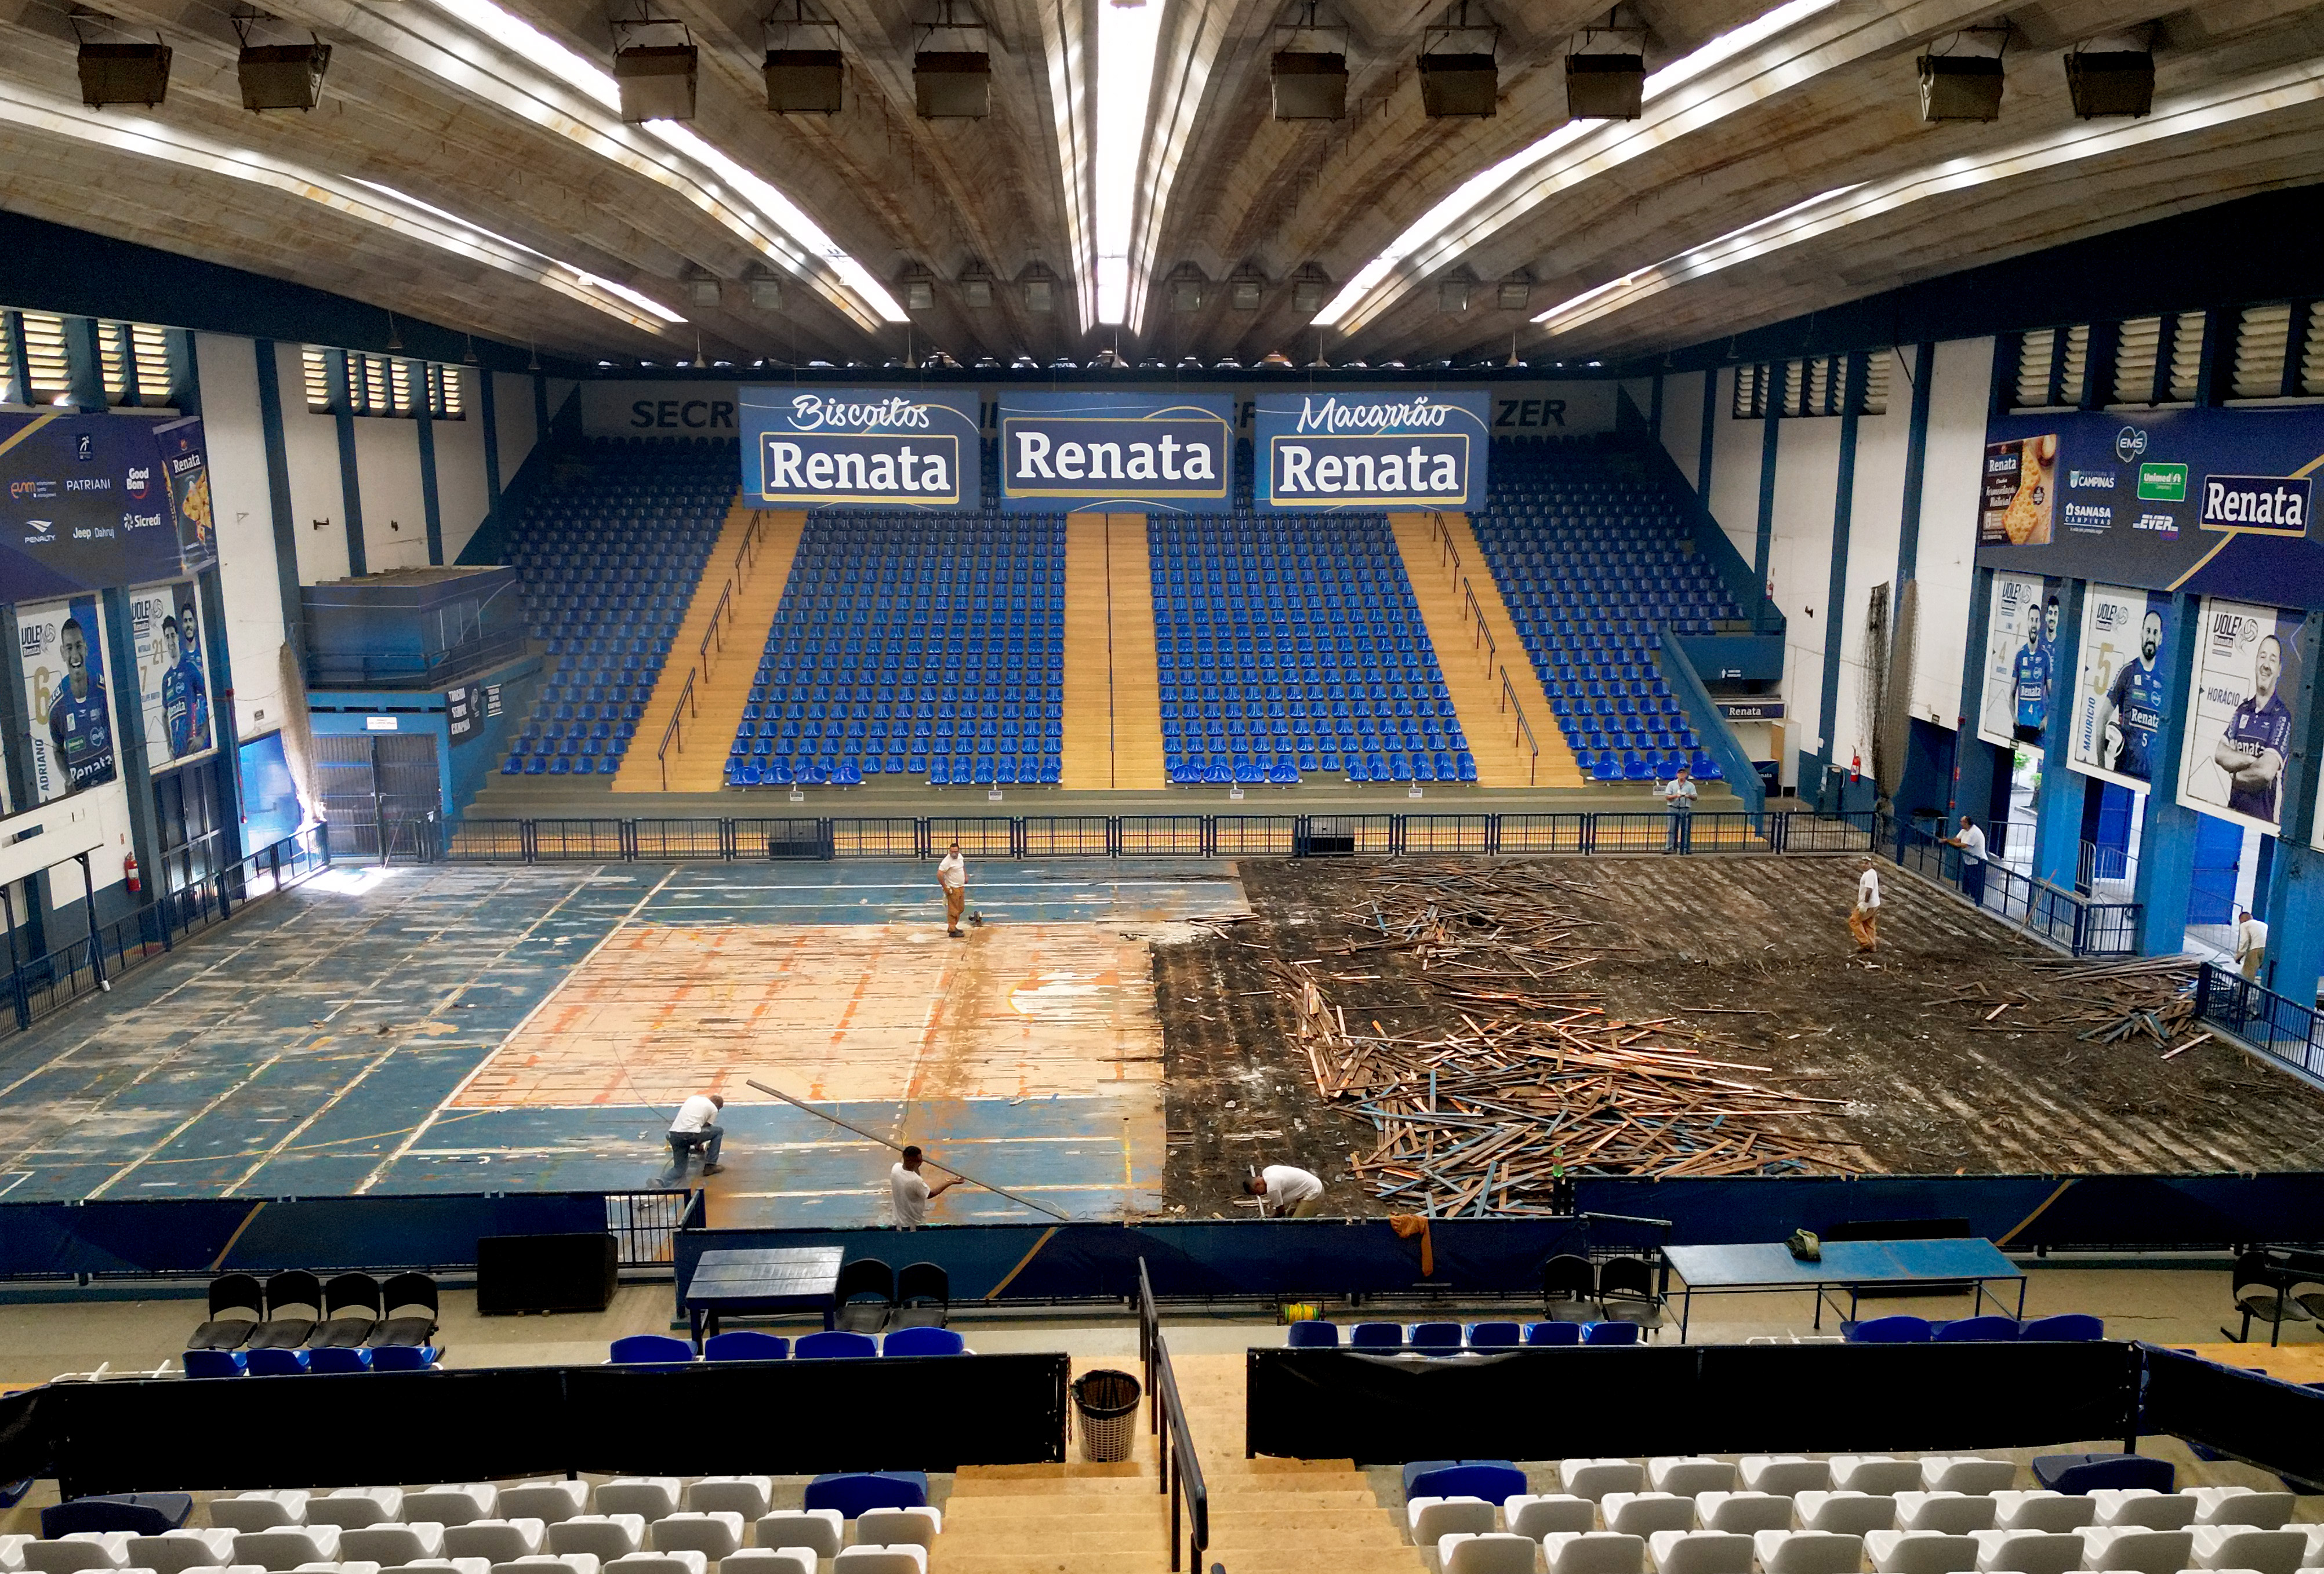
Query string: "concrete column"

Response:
xmin=251 ymin=340 xmax=307 ymax=667
xmin=2260 ymin=612 xmax=2324 ymax=1002
xmin=2029 ymin=580 xmax=2087 ymax=890
xmin=1816 ymin=354 xmax=1865 ymax=782
xmin=1752 ymin=394 xmax=1780 ymax=634
xmin=1950 ymin=569 xmax=1996 ymax=826
xmin=2133 ymin=591 xmax=2203 ymax=955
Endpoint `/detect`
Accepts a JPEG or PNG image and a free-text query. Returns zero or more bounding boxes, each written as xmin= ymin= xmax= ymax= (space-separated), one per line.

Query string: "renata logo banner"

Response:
xmin=997 ymin=392 xmax=1233 ymax=514
xmin=1254 ymin=390 xmax=1490 ymax=511
xmin=739 ymin=387 xmax=981 ymax=510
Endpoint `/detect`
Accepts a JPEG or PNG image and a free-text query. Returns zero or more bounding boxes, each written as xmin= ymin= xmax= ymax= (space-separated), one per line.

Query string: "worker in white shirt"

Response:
xmin=1849 ymin=857 xmax=1882 ymax=953
xmin=1244 ymin=1164 xmax=1326 ymax=1217
xmin=2235 ymin=908 xmax=2269 ymax=981
xmin=936 ymin=841 xmax=968 ymax=937
xmin=890 ymin=1144 xmax=961 ymax=1227
xmin=666 ymin=1092 xmax=726 ymax=1180
xmin=1944 ymin=814 xmax=1988 ymax=906
xmin=1656 ymin=764 xmax=1697 ymax=853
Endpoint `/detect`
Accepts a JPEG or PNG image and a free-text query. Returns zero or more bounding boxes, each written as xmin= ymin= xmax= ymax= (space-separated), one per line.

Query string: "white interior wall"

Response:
xmin=192 ymin=333 xmax=292 ymax=741
xmin=1660 ymin=370 xmax=1708 ymax=490
xmin=1911 ymin=337 xmax=1998 ymax=729
xmin=353 ymin=419 xmax=431 ymax=573
xmin=276 ymin=343 xmax=350 ymax=584
xmin=1829 ymin=351 xmax=1913 ymax=770
xmin=1767 ymin=419 xmax=1843 ymax=780
xmin=433 ymin=370 xmax=491 ymax=563
xmin=1705 ymin=369 xmax=1764 ymax=564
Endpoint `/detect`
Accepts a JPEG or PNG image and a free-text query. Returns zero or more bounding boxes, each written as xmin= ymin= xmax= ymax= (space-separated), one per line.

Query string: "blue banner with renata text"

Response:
xmin=740 ymin=387 xmax=981 ymax=511
xmin=997 ymin=392 xmax=1233 ymax=514
xmin=0 ymin=413 xmax=214 ymax=602
xmin=1255 ymin=390 xmax=1490 ymax=511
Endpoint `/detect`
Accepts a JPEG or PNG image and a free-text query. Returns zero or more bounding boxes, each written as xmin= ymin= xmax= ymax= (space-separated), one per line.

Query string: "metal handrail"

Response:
xmin=1460 ymin=576 xmax=1498 ymax=680
xmin=1428 ymin=510 xmax=1462 ymax=583
xmin=733 ymin=511 xmax=764 ymax=592
xmin=1500 ymin=669 xmax=1540 ymax=786
xmin=699 ymin=579 xmax=736 ymax=681
xmin=1137 ymin=1259 xmax=1208 ymax=1574
xmin=656 ymin=667 xmax=699 ymax=791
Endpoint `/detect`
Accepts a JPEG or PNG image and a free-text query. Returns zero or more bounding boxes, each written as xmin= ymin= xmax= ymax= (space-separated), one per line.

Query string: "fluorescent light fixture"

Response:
xmin=1094 ymin=0 xmax=1163 ymax=325
xmin=408 ymin=0 xmax=904 ymax=323
xmin=1531 ymin=53 xmax=2324 ymax=339
xmin=0 ymin=79 xmax=684 ymax=333
xmin=1310 ymin=0 xmax=1842 ymax=331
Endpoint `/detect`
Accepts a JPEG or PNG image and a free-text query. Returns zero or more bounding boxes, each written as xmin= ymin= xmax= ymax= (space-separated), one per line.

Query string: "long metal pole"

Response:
xmin=742 ymin=1077 xmax=1070 ymax=1220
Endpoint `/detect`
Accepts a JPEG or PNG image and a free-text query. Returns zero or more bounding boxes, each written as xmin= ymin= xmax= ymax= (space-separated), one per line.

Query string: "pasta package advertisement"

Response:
xmin=1976 ymin=404 xmax=2324 ymax=601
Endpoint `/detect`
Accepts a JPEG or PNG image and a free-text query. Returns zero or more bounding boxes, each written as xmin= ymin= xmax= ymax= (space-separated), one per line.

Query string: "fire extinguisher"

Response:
xmin=1850 ymin=751 xmax=1862 ymax=784
xmin=124 ymin=852 xmax=141 ymax=894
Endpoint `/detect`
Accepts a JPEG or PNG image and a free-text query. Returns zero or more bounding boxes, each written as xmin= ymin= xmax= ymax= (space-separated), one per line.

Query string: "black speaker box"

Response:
xmin=477 ymin=1232 xmax=619 ymax=1315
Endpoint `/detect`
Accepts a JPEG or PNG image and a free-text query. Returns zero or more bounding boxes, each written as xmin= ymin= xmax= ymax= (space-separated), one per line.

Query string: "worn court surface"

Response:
xmin=0 ymin=860 xmax=1247 ymax=1223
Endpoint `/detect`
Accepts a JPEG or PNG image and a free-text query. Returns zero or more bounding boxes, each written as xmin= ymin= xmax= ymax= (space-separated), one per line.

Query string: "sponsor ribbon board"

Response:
xmin=740 ymin=388 xmax=981 ymax=510
xmin=0 ymin=413 xmax=215 ymax=601
xmin=1254 ymin=390 xmax=1489 ymax=511
xmin=996 ymin=392 xmax=1233 ymax=513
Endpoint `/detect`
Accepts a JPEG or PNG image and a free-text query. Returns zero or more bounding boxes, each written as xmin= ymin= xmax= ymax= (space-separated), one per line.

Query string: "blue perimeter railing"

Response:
xmin=1892 ymin=820 xmax=2139 ymax=958
xmin=0 ymin=827 xmax=329 ymax=1037
xmin=2195 ymin=961 xmax=2324 ymax=1087
xmin=445 ymin=808 xmax=1885 ymax=862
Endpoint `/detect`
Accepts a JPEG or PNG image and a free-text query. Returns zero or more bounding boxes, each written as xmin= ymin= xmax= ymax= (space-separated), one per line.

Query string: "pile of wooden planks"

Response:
xmin=1942 ymin=955 xmax=2202 ymax=1052
xmin=1275 ymin=862 xmax=1851 ymax=1214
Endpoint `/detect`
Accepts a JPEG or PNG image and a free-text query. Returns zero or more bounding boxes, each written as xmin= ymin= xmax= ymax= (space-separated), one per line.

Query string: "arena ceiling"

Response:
xmin=0 ymin=0 xmax=2319 ymax=370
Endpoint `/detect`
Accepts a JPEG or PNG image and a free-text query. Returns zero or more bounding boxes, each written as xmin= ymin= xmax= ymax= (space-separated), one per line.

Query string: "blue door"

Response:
xmin=2186 ymin=812 xmax=2241 ymax=927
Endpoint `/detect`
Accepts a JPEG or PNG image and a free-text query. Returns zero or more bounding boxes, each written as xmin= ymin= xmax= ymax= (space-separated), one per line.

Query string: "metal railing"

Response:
xmin=1893 ymin=821 xmax=2138 ymax=957
xmin=303 ymin=628 xmax=532 ymax=690
xmin=0 ymin=827 xmax=328 ymax=1036
xmin=699 ymin=579 xmax=736 ymax=681
xmin=1462 ymin=577 xmax=1500 ymax=680
xmin=1499 ymin=669 xmax=1539 ymax=786
xmin=1426 ymin=509 xmax=1462 ymax=581
xmin=604 ymin=1188 xmax=705 ymax=1266
xmin=1138 ymin=1259 xmax=1208 ymax=1574
xmin=656 ymin=668 xmax=699 ymax=790
xmin=2194 ymin=961 xmax=2324 ymax=1085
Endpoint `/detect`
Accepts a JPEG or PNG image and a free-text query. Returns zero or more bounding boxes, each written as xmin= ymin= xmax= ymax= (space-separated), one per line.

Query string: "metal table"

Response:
xmin=683 ymin=1246 xmax=846 ymax=1348
xmin=1661 ymin=1237 xmax=2027 ymax=1342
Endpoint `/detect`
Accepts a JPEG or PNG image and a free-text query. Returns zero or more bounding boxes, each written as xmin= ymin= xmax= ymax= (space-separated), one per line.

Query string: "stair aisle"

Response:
xmin=1386 ymin=512 xmax=1582 ymax=788
xmin=615 ymin=505 xmax=804 ymax=792
xmin=933 ymin=1356 xmax=1171 ymax=1574
xmin=1061 ymin=516 xmax=1115 ymax=790
xmin=1105 ymin=514 xmax=1167 ymax=790
xmin=1173 ymin=1351 xmax=1427 ymax=1574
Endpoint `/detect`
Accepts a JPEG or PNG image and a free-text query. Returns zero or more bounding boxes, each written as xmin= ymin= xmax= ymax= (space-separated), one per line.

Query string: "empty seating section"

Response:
xmin=1150 ymin=514 xmax=1469 ymax=786
xmin=500 ymin=441 xmax=733 ymax=779
xmin=1471 ymin=442 xmax=1740 ymax=783
xmin=725 ymin=514 xmax=1065 ymax=788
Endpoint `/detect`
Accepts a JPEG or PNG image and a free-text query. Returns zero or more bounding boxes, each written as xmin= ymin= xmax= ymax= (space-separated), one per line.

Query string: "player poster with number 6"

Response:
xmin=2177 ymin=598 xmax=2306 ymax=837
xmin=17 ymin=594 xmax=118 ymax=803
xmin=2066 ymin=585 xmax=2172 ymax=793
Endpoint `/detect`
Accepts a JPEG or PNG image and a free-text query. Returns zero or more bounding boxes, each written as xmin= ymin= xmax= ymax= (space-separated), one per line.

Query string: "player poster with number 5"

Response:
xmin=2066 ymin=585 xmax=2172 ymax=793
xmin=2178 ymin=598 xmax=2306 ymax=836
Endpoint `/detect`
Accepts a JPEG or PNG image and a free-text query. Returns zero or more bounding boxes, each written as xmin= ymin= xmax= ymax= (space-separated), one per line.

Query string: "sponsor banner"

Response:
xmin=1716 ymin=700 xmax=1785 ymax=721
xmin=997 ymin=392 xmax=1233 ymax=514
xmin=128 ymin=579 xmax=215 ymax=770
xmin=1977 ymin=572 xmax=2064 ymax=753
xmin=1976 ymin=404 xmax=2324 ymax=600
xmin=446 ymin=682 xmax=479 ymax=742
xmin=1255 ymin=391 xmax=1488 ymax=511
xmin=18 ymin=594 xmax=118 ymax=803
xmin=2178 ymin=598 xmax=2305 ymax=837
xmin=2065 ymin=584 xmax=2172 ymax=793
xmin=582 ymin=379 xmax=1622 ymax=438
xmin=0 ymin=413 xmax=213 ymax=602
xmin=739 ymin=387 xmax=980 ymax=511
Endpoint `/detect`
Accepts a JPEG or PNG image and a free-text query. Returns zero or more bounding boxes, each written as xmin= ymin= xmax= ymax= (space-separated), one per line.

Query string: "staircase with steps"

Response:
xmin=1388 ymin=511 xmax=1581 ymax=788
xmin=614 ymin=505 xmax=804 ymax=792
xmin=1056 ymin=514 xmax=1166 ymax=791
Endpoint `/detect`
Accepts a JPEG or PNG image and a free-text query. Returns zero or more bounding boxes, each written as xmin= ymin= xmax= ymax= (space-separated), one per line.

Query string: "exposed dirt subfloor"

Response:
xmin=1156 ymin=855 xmax=2324 ymax=1216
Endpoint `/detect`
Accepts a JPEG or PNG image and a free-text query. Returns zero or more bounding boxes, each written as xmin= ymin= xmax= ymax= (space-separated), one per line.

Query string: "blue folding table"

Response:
xmin=1660 ymin=1238 xmax=2027 ymax=1343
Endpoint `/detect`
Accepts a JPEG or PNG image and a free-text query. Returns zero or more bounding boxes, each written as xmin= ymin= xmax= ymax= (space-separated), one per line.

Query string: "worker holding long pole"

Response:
xmin=743 ymin=1077 xmax=1069 ymax=1223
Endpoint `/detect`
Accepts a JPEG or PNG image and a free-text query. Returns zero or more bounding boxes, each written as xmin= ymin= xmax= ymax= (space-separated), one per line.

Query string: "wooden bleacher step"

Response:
xmin=614 ymin=505 xmax=804 ymax=793
xmin=1385 ymin=511 xmax=1582 ymax=788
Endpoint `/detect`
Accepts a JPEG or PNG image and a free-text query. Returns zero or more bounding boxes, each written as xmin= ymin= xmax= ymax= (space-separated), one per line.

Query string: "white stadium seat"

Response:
xmin=1894 ymin=1495 xmax=1996 ymax=1535
xmin=2072 ymin=1526 xmax=2194 ymax=1574
xmin=441 ymin=1527 xmax=543 ymax=1565
xmin=400 ymin=1493 xmax=498 ymax=1532
xmin=1543 ymin=1531 xmax=1647 ymax=1574
xmin=1863 ymin=1531 xmax=1979 ymax=1574
xmin=644 ymin=1517 xmax=740 ymax=1562
xmin=1832 ymin=1462 xmax=1926 ymax=1497
xmin=337 ymin=1529 xmax=445 ymax=1566
xmin=2189 ymin=1527 xmax=2311 ymax=1574
xmin=1697 ymin=1493 xmax=1794 ymax=1535
xmin=228 ymin=1532 xmax=342 ymax=1573
xmin=488 ymin=1557 xmax=598 ymax=1574
xmin=714 ymin=1557 xmax=811 ymax=1574
xmin=831 ymin=1550 xmax=925 ymax=1574
xmin=309 ymin=1495 xmax=404 ymax=1532
xmin=2185 ymin=1489 xmax=2295 ymax=1530
xmin=27 ymin=1535 xmax=136 ymax=1574
xmin=1507 ymin=1496 xmax=1598 ymax=1539
xmin=1439 ymin=1533 xmax=1542 ymax=1574
xmin=591 ymin=1486 xmax=680 ymax=1525
xmin=1606 ymin=1495 xmax=1697 ymax=1536
xmin=1646 ymin=1530 xmax=1753 ymax=1574
xmin=1752 ymin=1530 xmax=1864 ymax=1574
xmin=1970 ymin=1528 xmax=2085 ymax=1574
xmin=213 ymin=1497 xmax=311 ymax=1533
xmin=1993 ymin=1493 xmax=2097 ymax=1532
xmin=1564 ymin=1461 xmax=1649 ymax=1502
xmin=681 ymin=1481 xmax=772 ymax=1521
xmin=852 ymin=1510 xmax=939 ymax=1550
xmin=545 ymin=1523 xmax=642 ymax=1565
xmin=1918 ymin=1461 xmax=2016 ymax=1496
xmin=598 ymin=1555 xmax=705 ymax=1574
xmin=1 ymin=1536 xmax=33 ymax=1573
xmin=126 ymin=1531 xmax=238 ymax=1574
xmin=2090 ymin=1493 xmax=2197 ymax=1531
xmin=1743 ymin=1460 xmax=1833 ymax=1497
xmin=1797 ymin=1495 xmax=1900 ymax=1536
xmin=498 ymin=1487 xmax=590 ymax=1528
xmin=1410 ymin=1497 xmax=1497 ymax=1545
xmin=1651 ymin=1460 xmax=1738 ymax=1497
xmin=752 ymin=1515 xmax=843 ymax=1560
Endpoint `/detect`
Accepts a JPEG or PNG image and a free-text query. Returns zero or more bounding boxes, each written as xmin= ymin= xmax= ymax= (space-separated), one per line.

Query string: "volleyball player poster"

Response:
xmin=1976 ymin=571 xmax=2062 ymax=752
xmin=17 ymin=594 xmax=119 ymax=802
xmin=2177 ymin=598 xmax=2305 ymax=836
xmin=129 ymin=579 xmax=215 ymax=768
xmin=2065 ymin=584 xmax=2172 ymax=793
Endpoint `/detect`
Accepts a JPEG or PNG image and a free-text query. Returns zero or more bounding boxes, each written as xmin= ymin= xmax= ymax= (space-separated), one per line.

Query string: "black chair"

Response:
xmin=186 ymin=1274 xmax=263 ymax=1351
xmin=41 ymin=1495 xmax=193 ymax=1537
xmin=1596 ymin=1255 xmax=1662 ymax=1327
xmin=1542 ymin=1253 xmax=1595 ymax=1319
xmin=834 ymin=1257 xmax=896 ymax=1334
xmin=2226 ymin=1250 xmax=2308 ymax=1346
xmin=370 ymin=1272 xmax=440 ymax=1347
xmin=311 ymin=1273 xmax=383 ymax=1348
xmin=244 ymin=1270 xmax=322 ymax=1351
xmin=891 ymin=1262 xmax=950 ymax=1329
